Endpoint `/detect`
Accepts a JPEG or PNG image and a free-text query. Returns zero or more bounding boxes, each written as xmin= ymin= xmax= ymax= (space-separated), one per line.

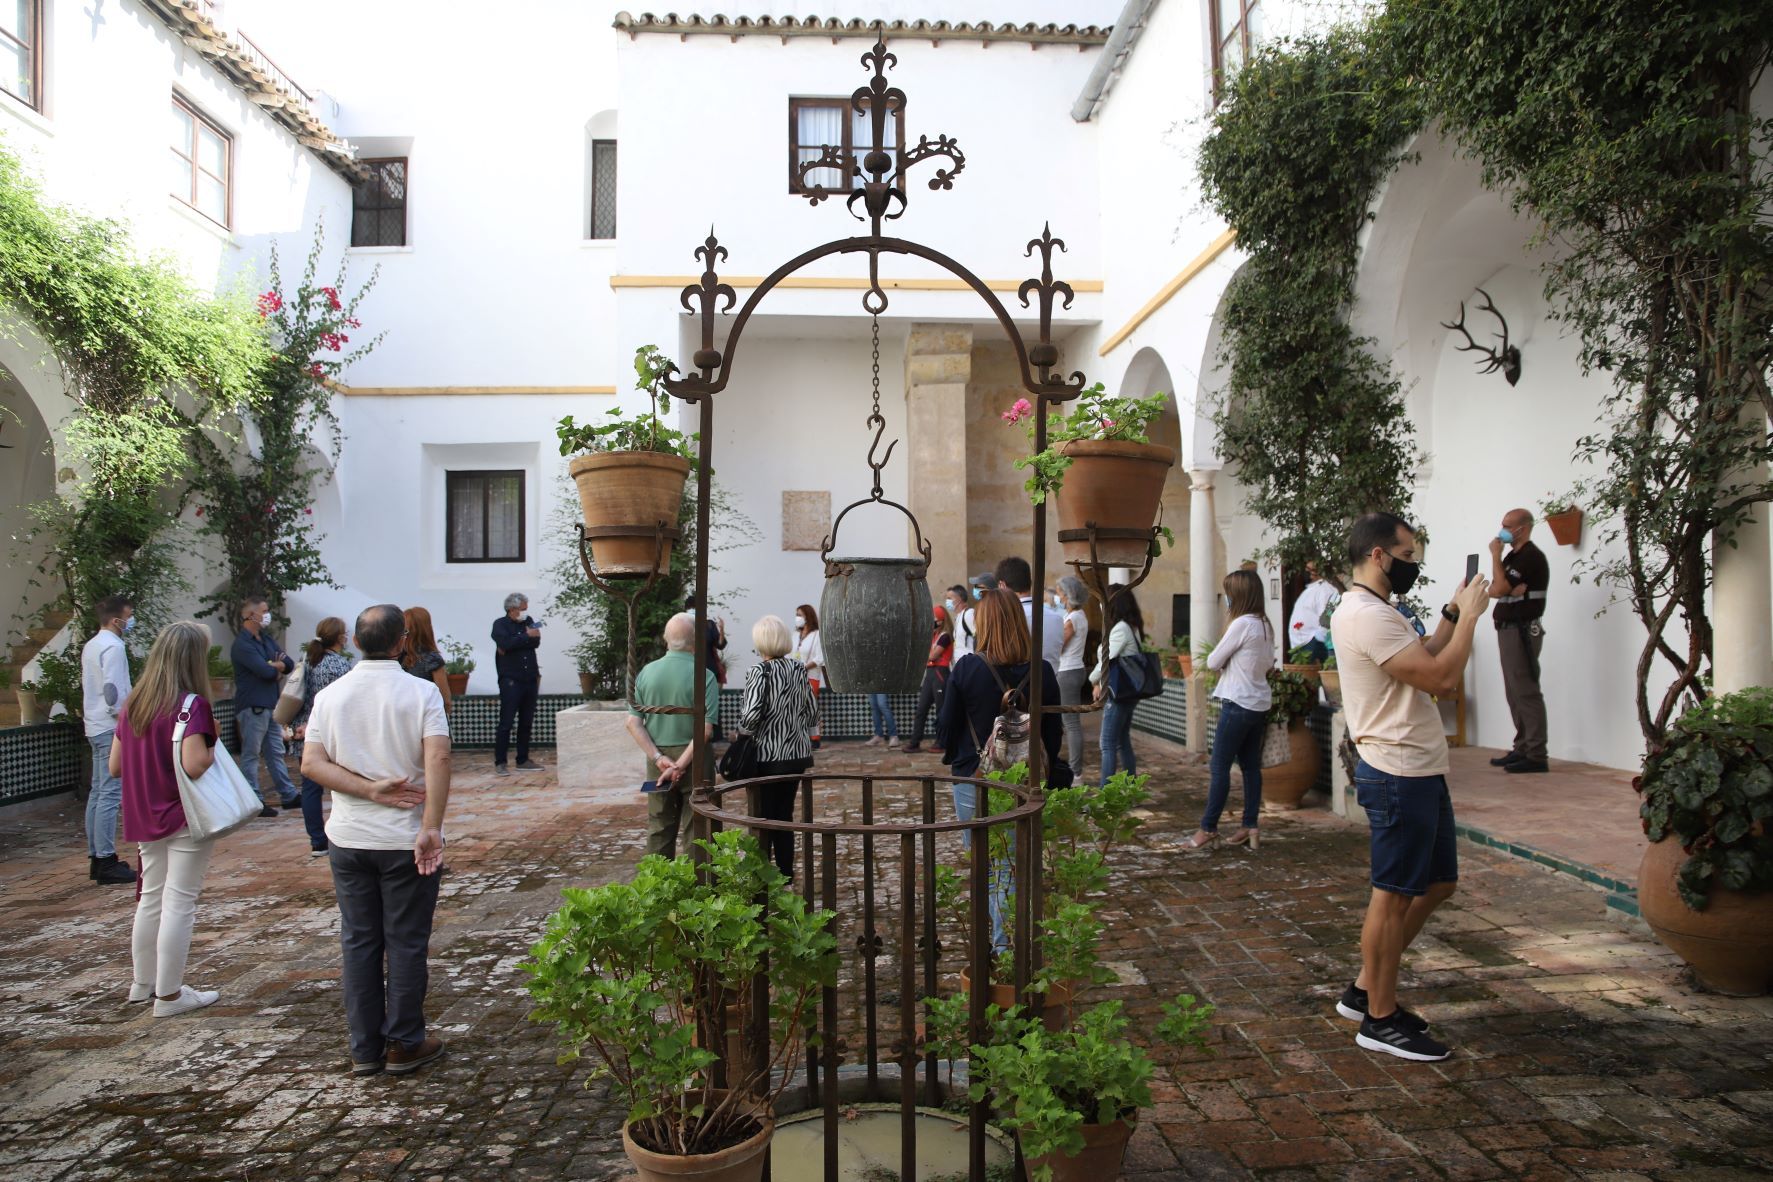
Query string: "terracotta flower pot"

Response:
xmin=1318 ymin=669 xmax=1341 ymax=707
xmin=1280 ymin=663 xmax=1321 ymax=686
xmin=578 ymin=670 xmax=595 ymax=696
xmin=621 ymin=1090 xmax=773 ymax=1182
xmin=446 ymin=672 xmax=469 ymax=697
xmin=570 ymin=450 xmax=692 ymax=577
xmin=1637 ymin=837 xmax=1773 ymax=996
xmin=1025 ymin=1117 xmax=1135 ymax=1182
xmin=1260 ymin=719 xmax=1321 ymax=810
xmin=1054 ymin=439 xmax=1176 ymax=569
xmin=1545 ymin=507 xmax=1584 ymax=547
xmin=958 ymin=966 xmax=1080 ymax=1032
xmin=208 ymin=678 xmax=234 ymax=703
xmin=1176 ymin=653 xmax=1194 ymax=679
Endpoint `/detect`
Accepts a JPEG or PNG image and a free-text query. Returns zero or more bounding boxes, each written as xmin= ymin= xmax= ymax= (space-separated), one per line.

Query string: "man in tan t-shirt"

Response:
xmin=1329 ymin=512 xmax=1491 ymax=1063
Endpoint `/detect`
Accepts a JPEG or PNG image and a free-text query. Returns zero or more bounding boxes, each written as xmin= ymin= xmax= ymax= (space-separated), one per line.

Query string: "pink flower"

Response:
xmin=320 ymin=286 xmax=341 ymax=311
xmin=1000 ymin=397 xmax=1034 ymax=425
xmin=1100 ymin=418 xmax=1116 ymax=431
xmin=194 ymin=506 xmax=204 ymax=517
xmin=256 ymin=290 xmax=283 ymax=318
xmin=307 ymin=362 xmax=325 ymax=379
xmin=304 ymin=507 xmax=313 ymax=516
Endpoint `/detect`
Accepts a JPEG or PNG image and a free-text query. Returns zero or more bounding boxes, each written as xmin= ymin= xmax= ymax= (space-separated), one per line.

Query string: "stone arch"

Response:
xmin=0 ymin=319 xmax=74 ymax=638
xmin=1116 ymin=347 xmax=1194 ymax=643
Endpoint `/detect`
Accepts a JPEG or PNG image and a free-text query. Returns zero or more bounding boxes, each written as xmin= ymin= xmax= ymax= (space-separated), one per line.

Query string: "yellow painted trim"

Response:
xmin=338 ymin=385 xmax=618 ymax=397
xmin=1097 ymin=228 xmax=1239 ymax=358
xmin=610 ymin=275 xmax=1105 ymax=294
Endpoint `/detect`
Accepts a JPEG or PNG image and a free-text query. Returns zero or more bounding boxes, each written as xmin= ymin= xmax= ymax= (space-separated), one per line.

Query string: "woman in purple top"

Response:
xmin=109 ymin=621 xmax=223 ymax=1018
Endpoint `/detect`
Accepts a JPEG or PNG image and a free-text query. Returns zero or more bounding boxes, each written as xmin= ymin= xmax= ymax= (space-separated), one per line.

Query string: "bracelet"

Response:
xmin=1441 ymin=604 xmax=1460 ymax=623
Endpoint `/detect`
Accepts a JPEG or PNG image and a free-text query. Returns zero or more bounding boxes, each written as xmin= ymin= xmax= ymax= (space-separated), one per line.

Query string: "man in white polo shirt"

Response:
xmin=1330 ymin=513 xmax=1490 ymax=1063
xmin=302 ymin=603 xmax=452 ymax=1078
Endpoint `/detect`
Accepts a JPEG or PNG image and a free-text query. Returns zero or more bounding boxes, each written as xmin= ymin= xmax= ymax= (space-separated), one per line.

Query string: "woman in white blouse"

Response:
xmin=1054 ymin=575 xmax=1091 ymax=774
xmin=1089 ymin=587 xmax=1148 ymax=782
xmin=1184 ymin=570 xmax=1276 ymax=851
xmin=790 ymin=603 xmax=825 ymax=748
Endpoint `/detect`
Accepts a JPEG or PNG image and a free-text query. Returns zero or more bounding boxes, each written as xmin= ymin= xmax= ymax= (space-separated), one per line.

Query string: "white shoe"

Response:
xmin=127 ymin=982 xmax=153 ymax=1004
xmin=153 ymin=985 xmax=219 ymax=1017
xmin=887 ymin=737 xmax=901 ymax=750
xmin=864 ymin=736 xmax=884 ymax=747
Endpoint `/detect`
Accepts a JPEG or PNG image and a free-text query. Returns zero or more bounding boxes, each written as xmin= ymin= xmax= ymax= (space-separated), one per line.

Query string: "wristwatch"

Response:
xmin=1441 ymin=604 xmax=1460 ymax=623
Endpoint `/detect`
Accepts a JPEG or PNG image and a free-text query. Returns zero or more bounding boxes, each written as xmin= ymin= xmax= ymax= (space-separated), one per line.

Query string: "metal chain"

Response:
xmin=867 ymin=313 xmax=887 ymax=499
xmin=871 ymin=314 xmax=882 ymax=420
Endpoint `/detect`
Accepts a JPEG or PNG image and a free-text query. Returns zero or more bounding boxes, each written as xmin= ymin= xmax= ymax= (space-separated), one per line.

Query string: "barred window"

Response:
xmin=788 ymin=96 xmax=901 ymax=195
xmin=171 ymin=96 xmax=231 ymax=227
xmin=0 ymin=0 xmax=41 ymax=109
xmin=446 ymin=470 xmax=525 ymax=563
xmin=352 ymin=157 xmax=408 ymax=247
xmin=1209 ymin=0 xmax=1263 ymax=105
xmin=588 ymin=139 xmax=617 ymax=239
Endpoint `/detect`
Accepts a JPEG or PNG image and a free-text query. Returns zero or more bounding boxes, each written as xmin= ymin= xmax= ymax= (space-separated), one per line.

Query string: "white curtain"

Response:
xmin=796 ymin=104 xmax=846 ymax=189
xmin=485 ymin=476 xmax=521 ymax=560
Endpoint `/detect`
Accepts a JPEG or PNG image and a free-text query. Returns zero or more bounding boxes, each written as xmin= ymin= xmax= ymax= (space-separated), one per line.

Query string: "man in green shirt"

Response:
xmin=625 ymin=613 xmax=720 ymax=858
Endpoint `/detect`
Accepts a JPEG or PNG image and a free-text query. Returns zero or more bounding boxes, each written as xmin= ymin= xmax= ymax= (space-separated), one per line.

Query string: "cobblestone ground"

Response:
xmin=0 ymin=736 xmax=1770 ymax=1181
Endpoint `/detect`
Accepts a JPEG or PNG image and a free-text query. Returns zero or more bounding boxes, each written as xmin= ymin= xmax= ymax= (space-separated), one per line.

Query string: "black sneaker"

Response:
xmin=93 ymin=855 xmax=137 ymax=886
xmin=1335 ymin=981 xmax=1429 ymax=1032
xmin=514 ymin=760 xmax=543 ymax=772
xmin=258 ymin=805 xmax=278 ymax=818
xmin=1489 ymin=751 xmax=1523 ymax=767
xmin=493 ymin=764 xmax=511 ymax=777
xmin=1357 ymin=1011 xmax=1451 ymax=1061
xmin=1506 ymin=759 xmax=1550 ymax=774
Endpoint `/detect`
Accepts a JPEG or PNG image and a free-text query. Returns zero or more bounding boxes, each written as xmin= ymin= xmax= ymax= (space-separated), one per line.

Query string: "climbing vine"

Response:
xmin=1197 ymin=24 xmax=1425 ymax=579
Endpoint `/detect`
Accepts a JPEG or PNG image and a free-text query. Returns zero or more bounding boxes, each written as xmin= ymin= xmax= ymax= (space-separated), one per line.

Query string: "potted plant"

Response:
xmin=441 ymin=637 xmax=475 ymax=697
xmin=558 ymin=345 xmax=697 ymax=578
xmin=1007 ymin=386 xmax=1176 ymax=569
xmin=21 ymin=645 xmax=83 ymax=727
xmin=1634 ymin=686 xmax=1773 ymax=996
xmin=1282 ymin=643 xmax=1323 ymax=684
xmin=1171 ymin=635 xmax=1193 ymax=679
xmin=1261 ymin=667 xmax=1321 ymax=809
xmin=1543 ymin=501 xmax=1584 ymax=547
xmin=967 ymin=994 xmax=1214 ymax=1182
xmin=525 ymin=832 xmax=837 ymax=1182
xmin=1317 ymin=652 xmax=1341 ymax=707
xmin=205 ymin=644 xmax=235 ymax=702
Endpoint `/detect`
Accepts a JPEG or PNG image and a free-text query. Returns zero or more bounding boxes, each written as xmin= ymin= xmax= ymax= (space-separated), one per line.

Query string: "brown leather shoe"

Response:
xmin=385 ymin=1035 xmax=445 ymax=1075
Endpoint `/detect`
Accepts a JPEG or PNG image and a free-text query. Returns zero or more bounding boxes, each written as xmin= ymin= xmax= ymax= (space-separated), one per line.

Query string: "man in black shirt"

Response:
xmin=491 ymin=592 xmax=543 ymax=776
xmin=1486 ymin=509 xmax=1551 ymax=773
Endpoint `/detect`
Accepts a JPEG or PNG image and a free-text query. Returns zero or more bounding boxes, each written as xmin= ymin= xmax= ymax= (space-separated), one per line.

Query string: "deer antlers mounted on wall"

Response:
xmin=1441 ymin=288 xmax=1522 ymax=386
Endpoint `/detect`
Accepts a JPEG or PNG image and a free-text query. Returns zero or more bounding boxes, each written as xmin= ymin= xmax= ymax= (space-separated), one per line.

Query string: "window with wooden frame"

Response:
xmin=352 ymin=157 xmax=408 ymax=247
xmin=171 ymin=96 xmax=231 ymax=226
xmin=788 ymin=96 xmax=902 ymax=195
xmin=446 ymin=470 xmax=525 ymax=563
xmin=1209 ymin=0 xmax=1264 ymax=105
xmin=587 ymin=139 xmax=616 ymax=239
xmin=0 ymin=0 xmax=41 ymax=110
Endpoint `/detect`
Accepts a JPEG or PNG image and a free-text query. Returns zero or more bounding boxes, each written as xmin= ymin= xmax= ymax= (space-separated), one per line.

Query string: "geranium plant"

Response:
xmin=440 ymin=636 xmax=475 ymax=676
xmin=556 ymin=344 xmax=695 ymax=460
xmin=1005 ymin=384 xmax=1170 ymax=505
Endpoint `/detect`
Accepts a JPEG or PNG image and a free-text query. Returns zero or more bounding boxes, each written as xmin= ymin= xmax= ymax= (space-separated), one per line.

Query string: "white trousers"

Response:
xmin=132 ymin=827 xmax=216 ymax=997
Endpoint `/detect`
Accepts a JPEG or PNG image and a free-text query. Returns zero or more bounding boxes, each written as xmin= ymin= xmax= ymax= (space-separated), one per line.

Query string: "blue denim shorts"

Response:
xmin=1353 ymin=759 xmax=1458 ymax=897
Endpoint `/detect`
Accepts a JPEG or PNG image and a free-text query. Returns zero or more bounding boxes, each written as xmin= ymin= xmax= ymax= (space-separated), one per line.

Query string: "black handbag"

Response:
xmin=718 ymin=733 xmax=760 ymax=781
xmin=1108 ymin=650 xmax=1166 ymax=702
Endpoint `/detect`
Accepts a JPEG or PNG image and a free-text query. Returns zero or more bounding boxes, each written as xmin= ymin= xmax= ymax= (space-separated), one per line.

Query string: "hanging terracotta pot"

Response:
xmin=1637 ymin=838 xmax=1773 ymax=996
xmin=570 ymin=451 xmax=691 ymax=577
xmin=621 ymin=1089 xmax=774 ymax=1182
xmin=1054 ymin=440 xmax=1176 ymax=569
xmin=1545 ymin=506 xmax=1584 ymax=547
xmin=1261 ymin=719 xmax=1322 ymax=810
xmin=1024 ymin=1117 xmax=1136 ymax=1182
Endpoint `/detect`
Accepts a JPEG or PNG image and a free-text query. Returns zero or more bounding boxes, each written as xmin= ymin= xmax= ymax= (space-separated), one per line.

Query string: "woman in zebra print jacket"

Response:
xmin=739 ymin=615 xmax=820 ymax=876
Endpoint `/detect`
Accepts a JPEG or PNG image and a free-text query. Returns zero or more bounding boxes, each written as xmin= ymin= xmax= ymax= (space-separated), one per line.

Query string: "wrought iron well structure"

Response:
xmin=579 ymin=36 xmax=1166 ymax=1182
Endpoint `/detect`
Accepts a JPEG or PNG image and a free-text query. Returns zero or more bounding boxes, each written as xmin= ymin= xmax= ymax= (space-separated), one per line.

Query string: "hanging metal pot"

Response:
xmin=819 ymin=497 xmax=932 ymax=695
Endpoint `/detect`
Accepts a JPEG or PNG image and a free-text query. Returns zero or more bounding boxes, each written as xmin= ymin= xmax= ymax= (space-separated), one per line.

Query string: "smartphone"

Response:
xmin=1465 ymin=553 xmax=1480 ymax=584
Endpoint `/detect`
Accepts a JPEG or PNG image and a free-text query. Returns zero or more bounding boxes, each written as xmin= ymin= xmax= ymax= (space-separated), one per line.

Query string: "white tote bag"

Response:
xmin=1260 ymin=719 xmax=1294 ymax=768
xmin=273 ymin=658 xmax=307 ymax=726
xmin=172 ymin=693 xmax=261 ymax=841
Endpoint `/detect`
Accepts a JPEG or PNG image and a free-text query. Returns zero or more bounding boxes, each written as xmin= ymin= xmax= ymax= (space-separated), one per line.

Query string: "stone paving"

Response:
xmin=0 ymin=735 xmax=1770 ymax=1180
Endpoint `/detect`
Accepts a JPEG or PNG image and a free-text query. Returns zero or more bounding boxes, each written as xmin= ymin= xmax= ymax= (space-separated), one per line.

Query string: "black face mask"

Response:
xmin=1383 ymin=551 xmax=1421 ymax=598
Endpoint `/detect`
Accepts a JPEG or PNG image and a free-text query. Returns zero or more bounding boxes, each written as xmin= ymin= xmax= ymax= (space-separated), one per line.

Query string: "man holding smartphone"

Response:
xmin=1487 ymin=509 xmax=1551 ymax=774
xmin=491 ymin=592 xmax=543 ymax=776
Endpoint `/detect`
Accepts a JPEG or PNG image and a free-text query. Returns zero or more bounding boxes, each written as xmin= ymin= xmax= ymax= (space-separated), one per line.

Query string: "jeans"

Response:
xmin=1056 ymin=667 xmax=1089 ymax=770
xmin=330 ymin=843 xmax=442 ymax=1064
xmin=950 ymin=781 xmax=1010 ymax=953
xmin=1099 ymin=698 xmax=1137 ymax=782
xmin=869 ymin=693 xmax=898 ymax=739
xmin=300 ymin=775 xmax=328 ymax=851
xmin=237 ymin=706 xmax=297 ymax=806
xmin=1203 ymin=699 xmax=1266 ymax=831
xmin=495 ymin=676 xmax=539 ymax=766
xmin=86 ymin=732 xmax=122 ymax=858
xmin=909 ymin=667 xmax=946 ymax=747
xmin=132 ymin=827 xmax=216 ymax=996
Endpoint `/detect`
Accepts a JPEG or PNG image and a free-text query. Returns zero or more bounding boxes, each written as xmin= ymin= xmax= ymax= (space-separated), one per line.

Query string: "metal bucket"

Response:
xmin=820 ymin=556 xmax=931 ymax=694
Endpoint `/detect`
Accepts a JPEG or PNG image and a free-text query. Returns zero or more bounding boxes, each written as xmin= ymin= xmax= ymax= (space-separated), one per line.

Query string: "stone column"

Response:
xmin=1713 ymin=406 xmax=1773 ymax=694
xmin=1186 ymin=468 xmax=1220 ymax=751
xmin=904 ymin=324 xmax=974 ymax=592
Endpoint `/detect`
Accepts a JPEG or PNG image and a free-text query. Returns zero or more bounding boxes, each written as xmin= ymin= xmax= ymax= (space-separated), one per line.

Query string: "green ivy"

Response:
xmin=1197 ymin=24 xmax=1425 ymax=579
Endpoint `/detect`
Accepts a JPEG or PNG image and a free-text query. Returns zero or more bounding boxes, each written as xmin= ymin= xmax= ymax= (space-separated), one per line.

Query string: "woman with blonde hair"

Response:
xmin=109 ymin=620 xmax=224 ymax=1017
xmin=1184 ymin=569 xmax=1276 ymax=852
xmin=400 ymin=606 xmax=452 ymax=713
xmin=738 ymin=614 xmax=819 ymax=875
xmin=290 ymin=616 xmax=352 ymax=856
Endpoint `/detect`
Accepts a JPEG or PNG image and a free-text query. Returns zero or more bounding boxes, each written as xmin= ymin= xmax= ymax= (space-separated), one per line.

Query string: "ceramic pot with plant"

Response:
xmin=440 ymin=637 xmax=475 ymax=696
xmin=206 ymin=644 xmax=235 ymax=702
xmin=560 ymin=345 xmax=696 ymax=578
xmin=1543 ymin=502 xmax=1584 ymax=547
xmin=1317 ymin=653 xmax=1341 ymax=707
xmin=525 ymin=831 xmax=838 ymax=1182
xmin=1008 ymin=386 xmax=1176 ymax=569
xmin=1172 ymin=635 xmax=1194 ymax=679
xmin=1261 ymin=667 xmax=1321 ymax=809
xmin=1634 ymin=686 xmax=1773 ymax=996
xmin=1282 ymin=644 xmax=1323 ymax=684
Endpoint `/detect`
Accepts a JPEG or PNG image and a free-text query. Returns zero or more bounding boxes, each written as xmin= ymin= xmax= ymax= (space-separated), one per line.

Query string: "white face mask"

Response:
xmin=794 ymin=615 xmax=806 ymax=630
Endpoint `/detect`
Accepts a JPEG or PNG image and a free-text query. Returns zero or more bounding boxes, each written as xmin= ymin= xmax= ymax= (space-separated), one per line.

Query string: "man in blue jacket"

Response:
xmin=491 ymin=592 xmax=543 ymax=776
xmin=232 ymin=596 xmax=298 ymax=816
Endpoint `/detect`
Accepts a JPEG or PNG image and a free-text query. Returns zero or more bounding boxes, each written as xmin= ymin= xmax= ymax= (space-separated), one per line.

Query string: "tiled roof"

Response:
xmin=138 ymin=0 xmax=367 ymax=184
xmin=611 ymin=12 xmax=1112 ymax=47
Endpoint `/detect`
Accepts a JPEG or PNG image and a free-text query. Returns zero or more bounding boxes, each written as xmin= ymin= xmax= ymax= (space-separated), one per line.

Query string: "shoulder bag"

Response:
xmin=172 ymin=694 xmax=261 ymax=841
xmin=273 ymin=657 xmax=308 ymax=726
xmin=1108 ymin=631 xmax=1166 ymax=703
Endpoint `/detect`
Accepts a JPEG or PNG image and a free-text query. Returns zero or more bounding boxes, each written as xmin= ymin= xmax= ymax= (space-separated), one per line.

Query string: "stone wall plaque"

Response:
xmin=782 ymin=490 xmax=832 ymax=551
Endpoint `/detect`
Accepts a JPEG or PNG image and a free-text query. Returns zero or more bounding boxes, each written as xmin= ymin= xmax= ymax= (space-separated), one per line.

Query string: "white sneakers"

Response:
xmin=127 ymin=982 xmax=153 ymax=1004
xmin=151 ymin=985 xmax=219 ymax=1017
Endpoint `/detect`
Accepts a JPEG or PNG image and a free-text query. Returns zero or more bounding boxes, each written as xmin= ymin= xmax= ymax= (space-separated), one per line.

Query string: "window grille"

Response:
xmin=352 ymin=158 xmax=408 ymax=247
xmin=588 ymin=139 xmax=617 ymax=239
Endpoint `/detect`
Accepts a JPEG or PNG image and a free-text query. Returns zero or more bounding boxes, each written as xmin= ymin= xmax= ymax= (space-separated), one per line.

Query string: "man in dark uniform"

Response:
xmin=491 ymin=592 xmax=543 ymax=776
xmin=1486 ymin=509 xmax=1550 ymax=773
